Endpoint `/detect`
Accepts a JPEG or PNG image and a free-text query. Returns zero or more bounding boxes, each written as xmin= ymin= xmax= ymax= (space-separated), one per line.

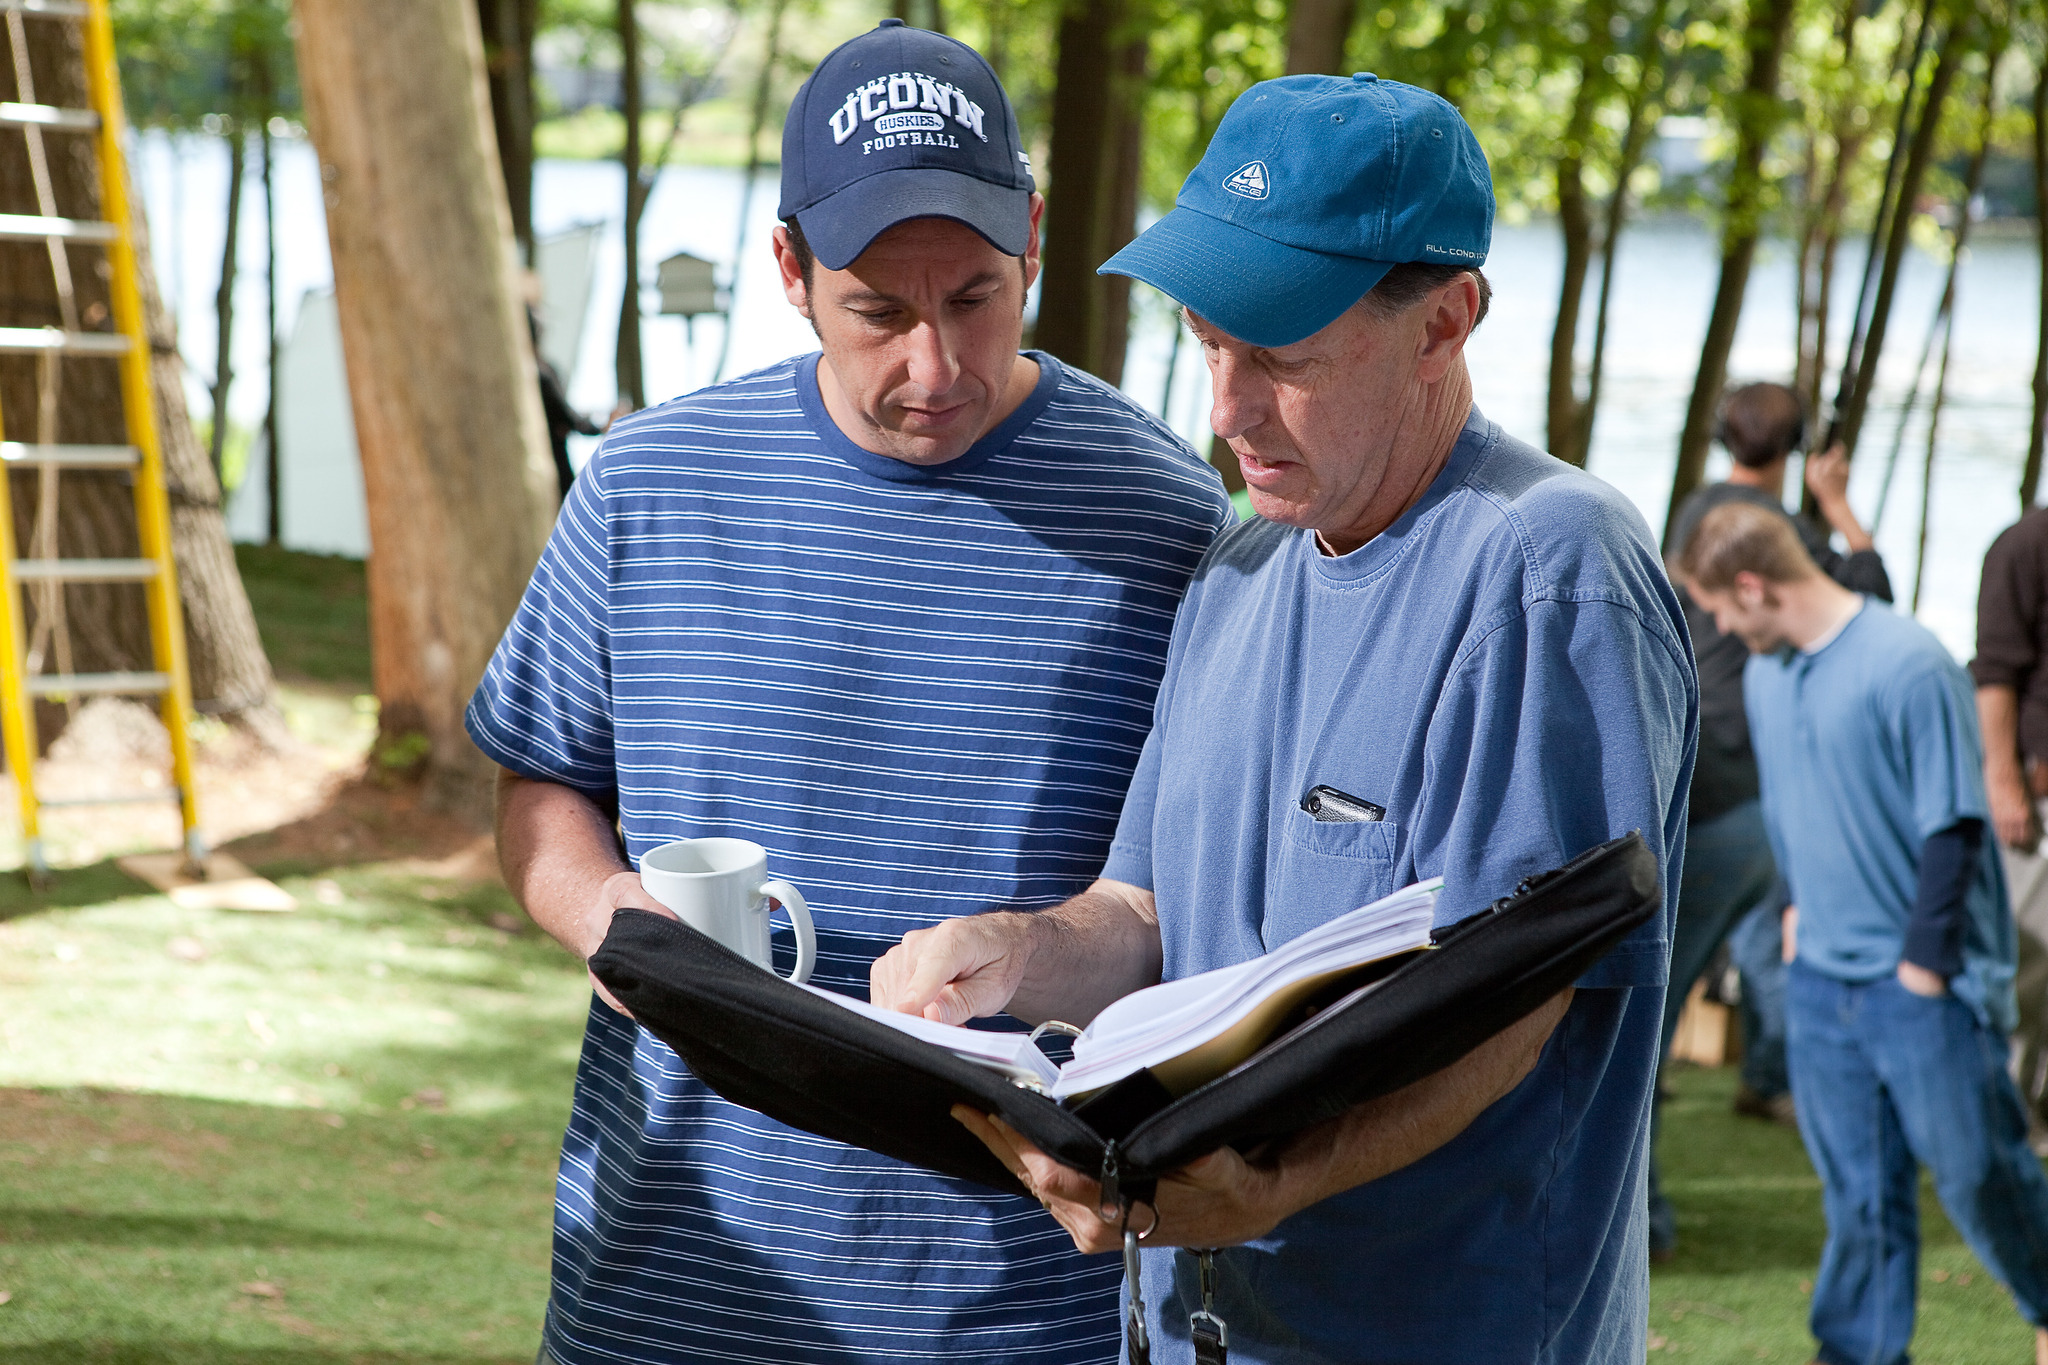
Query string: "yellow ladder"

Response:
xmin=0 ymin=0 xmax=203 ymax=885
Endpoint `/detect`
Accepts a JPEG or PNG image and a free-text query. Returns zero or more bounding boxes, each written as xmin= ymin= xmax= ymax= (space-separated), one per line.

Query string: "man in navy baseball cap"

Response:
xmin=474 ymin=17 xmax=1235 ymax=1365
xmin=880 ymin=74 xmax=1692 ymax=1365
xmin=778 ymin=16 xmax=1035 ymax=271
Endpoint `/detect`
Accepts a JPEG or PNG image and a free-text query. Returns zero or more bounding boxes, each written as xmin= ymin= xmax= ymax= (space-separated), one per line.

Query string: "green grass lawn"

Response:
xmin=0 ymin=858 xmax=588 ymax=1363
xmin=4 ymin=547 xmax=2045 ymax=1361
xmin=231 ymin=544 xmax=371 ymax=688
xmin=1650 ymin=1066 xmax=2041 ymax=1362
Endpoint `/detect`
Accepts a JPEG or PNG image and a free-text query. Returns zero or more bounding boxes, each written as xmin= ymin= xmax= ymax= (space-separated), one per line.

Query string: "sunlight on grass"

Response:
xmin=0 ymin=862 xmax=589 ymax=1362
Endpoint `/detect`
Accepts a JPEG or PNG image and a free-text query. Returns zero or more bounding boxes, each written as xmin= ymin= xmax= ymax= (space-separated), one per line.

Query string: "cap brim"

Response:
xmin=1099 ymin=207 xmax=1395 ymax=349
xmin=795 ymin=167 xmax=1031 ymax=271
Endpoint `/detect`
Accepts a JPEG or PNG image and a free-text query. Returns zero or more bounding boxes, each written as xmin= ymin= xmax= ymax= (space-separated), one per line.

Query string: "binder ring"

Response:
xmin=1130 ymin=1199 xmax=1160 ymax=1242
xmin=1026 ymin=1020 xmax=1084 ymax=1046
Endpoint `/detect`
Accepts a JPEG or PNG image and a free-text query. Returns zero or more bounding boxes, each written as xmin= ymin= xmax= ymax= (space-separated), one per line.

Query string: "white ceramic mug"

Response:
xmin=637 ymin=837 xmax=816 ymax=984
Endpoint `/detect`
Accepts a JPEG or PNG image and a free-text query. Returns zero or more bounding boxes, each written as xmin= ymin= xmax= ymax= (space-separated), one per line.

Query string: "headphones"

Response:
xmin=1713 ymin=384 xmax=1807 ymax=461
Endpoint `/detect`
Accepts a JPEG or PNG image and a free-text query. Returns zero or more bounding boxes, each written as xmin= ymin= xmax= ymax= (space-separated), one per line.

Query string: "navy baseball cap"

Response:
xmin=779 ymin=19 xmax=1034 ymax=271
xmin=1100 ymin=73 xmax=1493 ymax=348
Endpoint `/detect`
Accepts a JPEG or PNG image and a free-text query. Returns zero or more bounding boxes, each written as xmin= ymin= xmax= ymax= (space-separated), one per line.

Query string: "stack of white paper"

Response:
xmin=800 ymin=878 xmax=1442 ymax=1100
xmin=800 ymin=983 xmax=1062 ymax=1088
xmin=1048 ymin=879 xmax=1441 ymax=1097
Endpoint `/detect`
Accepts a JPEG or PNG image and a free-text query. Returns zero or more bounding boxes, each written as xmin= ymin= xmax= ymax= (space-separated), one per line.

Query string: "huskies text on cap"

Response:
xmin=779 ymin=18 xmax=1034 ymax=272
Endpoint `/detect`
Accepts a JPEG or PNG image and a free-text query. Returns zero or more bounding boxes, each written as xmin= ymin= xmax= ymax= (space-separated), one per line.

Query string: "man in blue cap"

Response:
xmin=874 ymin=74 xmax=1695 ymax=1362
xmin=468 ymin=19 xmax=1231 ymax=1365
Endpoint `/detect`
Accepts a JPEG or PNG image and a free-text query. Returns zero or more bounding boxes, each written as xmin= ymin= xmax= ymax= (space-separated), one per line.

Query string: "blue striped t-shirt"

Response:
xmin=467 ymin=350 xmax=1231 ymax=1364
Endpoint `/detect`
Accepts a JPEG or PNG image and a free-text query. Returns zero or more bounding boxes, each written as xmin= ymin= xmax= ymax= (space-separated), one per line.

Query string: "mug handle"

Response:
xmin=759 ymin=879 xmax=815 ymax=985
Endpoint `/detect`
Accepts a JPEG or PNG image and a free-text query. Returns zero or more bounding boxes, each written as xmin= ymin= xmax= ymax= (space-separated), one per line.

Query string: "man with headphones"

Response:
xmin=1652 ymin=381 xmax=1894 ymax=1259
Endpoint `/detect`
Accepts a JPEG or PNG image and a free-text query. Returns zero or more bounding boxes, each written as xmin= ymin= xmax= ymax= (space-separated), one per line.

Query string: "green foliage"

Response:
xmin=112 ymin=0 xmax=298 ymax=131
xmin=1138 ymin=0 xmax=1288 ymax=209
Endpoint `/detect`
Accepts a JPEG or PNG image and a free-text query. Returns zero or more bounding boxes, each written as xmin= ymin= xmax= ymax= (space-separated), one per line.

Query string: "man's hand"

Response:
xmin=1782 ymin=904 xmax=1798 ymax=964
xmin=958 ymin=988 xmax=1572 ymax=1253
xmin=1804 ymin=445 xmax=1875 ymax=554
xmin=1897 ymin=960 xmax=1949 ymax=998
xmin=1979 ymin=687 xmax=2037 ymax=852
xmin=870 ymin=879 xmax=1161 ymax=1028
xmin=871 ymin=912 xmax=1039 ymax=1024
xmin=584 ymin=871 xmax=677 ymax=1016
xmin=1990 ymin=770 xmax=2041 ymax=853
xmin=955 ymin=1107 xmax=1288 ymax=1252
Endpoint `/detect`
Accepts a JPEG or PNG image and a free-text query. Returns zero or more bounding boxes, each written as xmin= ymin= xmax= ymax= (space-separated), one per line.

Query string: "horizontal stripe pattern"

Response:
xmin=469 ymin=352 xmax=1230 ymax=1363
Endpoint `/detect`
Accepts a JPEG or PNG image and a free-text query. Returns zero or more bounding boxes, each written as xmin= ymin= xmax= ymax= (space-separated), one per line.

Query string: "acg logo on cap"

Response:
xmin=825 ymin=70 xmax=989 ymax=152
xmin=1223 ymin=161 xmax=1270 ymax=200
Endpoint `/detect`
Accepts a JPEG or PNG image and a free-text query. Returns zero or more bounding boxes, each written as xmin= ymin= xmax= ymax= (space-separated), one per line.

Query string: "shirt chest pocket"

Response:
xmin=1265 ymin=816 xmax=1402 ymax=950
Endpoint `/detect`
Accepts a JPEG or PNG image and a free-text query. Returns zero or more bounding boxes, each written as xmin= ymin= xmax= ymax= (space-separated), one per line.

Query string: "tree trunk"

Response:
xmin=1285 ymin=0 xmax=1357 ymax=75
xmin=1577 ymin=28 xmax=1667 ymax=468
xmin=711 ymin=0 xmax=788 ymax=384
xmin=262 ymin=118 xmax=280 ymax=546
xmin=1822 ymin=0 xmax=1933 ymax=459
xmin=614 ymin=0 xmax=643 ymax=411
xmin=1664 ymin=0 xmax=1799 ymax=545
xmin=476 ymin=0 xmax=537 ymax=264
xmin=1428 ymin=3 xmax=1474 ymax=105
xmin=1908 ymin=35 xmax=2002 ymax=606
xmin=891 ymin=0 xmax=945 ymax=31
xmin=2027 ymin=54 xmax=2048 ymax=509
xmin=1 ymin=10 xmax=279 ymax=743
xmin=207 ymin=126 xmax=242 ymax=481
xmin=1037 ymin=0 xmax=1147 ymax=384
xmin=1546 ymin=13 xmax=1609 ymax=464
xmin=1829 ymin=18 xmax=1967 ymax=462
xmin=292 ymin=0 xmax=558 ymax=816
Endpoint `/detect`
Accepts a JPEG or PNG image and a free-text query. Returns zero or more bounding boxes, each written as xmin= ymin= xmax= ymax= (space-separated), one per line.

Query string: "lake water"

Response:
xmin=133 ymin=133 xmax=2035 ymax=664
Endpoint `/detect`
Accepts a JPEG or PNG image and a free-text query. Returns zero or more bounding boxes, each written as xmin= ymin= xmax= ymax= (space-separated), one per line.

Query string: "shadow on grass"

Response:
xmin=219 ymin=775 xmax=503 ymax=888
xmin=0 ymin=1205 xmax=419 ymax=1251
xmin=0 ymin=859 xmax=154 ymax=921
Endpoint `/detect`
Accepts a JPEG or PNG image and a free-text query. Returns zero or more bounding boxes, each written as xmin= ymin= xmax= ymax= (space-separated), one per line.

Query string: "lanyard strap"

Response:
xmin=1190 ymin=1248 xmax=1229 ymax=1365
xmin=1123 ymin=1222 xmax=1151 ymax=1364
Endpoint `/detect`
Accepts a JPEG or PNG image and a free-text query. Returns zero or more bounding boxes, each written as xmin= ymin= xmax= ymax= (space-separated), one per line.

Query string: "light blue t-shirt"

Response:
xmin=467 ymin=351 xmax=1232 ymax=1364
xmin=1744 ymin=600 xmax=2016 ymax=1030
xmin=1102 ymin=408 xmax=1697 ymax=1365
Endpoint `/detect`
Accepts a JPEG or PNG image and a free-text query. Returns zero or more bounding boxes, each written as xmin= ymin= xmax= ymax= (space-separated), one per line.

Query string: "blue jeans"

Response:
xmin=1787 ymin=959 xmax=2048 ymax=1365
xmin=1649 ymin=799 xmax=1778 ymax=1252
xmin=1729 ymin=899 xmax=1790 ymax=1097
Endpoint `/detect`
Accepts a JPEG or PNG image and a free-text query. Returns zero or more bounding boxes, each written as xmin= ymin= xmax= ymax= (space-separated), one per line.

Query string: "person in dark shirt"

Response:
xmin=526 ymin=304 xmax=606 ymax=500
xmin=1651 ymin=381 xmax=1893 ymax=1258
xmin=1972 ymin=507 xmax=2048 ymax=1128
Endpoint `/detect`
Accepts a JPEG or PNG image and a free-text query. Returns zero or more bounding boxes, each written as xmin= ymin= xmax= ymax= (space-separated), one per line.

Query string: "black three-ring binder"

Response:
xmin=589 ymin=832 xmax=1661 ymax=1204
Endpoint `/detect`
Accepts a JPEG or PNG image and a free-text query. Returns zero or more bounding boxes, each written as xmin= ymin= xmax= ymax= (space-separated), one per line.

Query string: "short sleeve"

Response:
xmin=1417 ymin=597 xmax=1696 ymax=988
xmin=1891 ymin=661 xmax=1991 ymax=841
xmin=1100 ymin=726 xmax=1162 ymax=890
xmin=463 ymin=457 xmax=618 ymax=803
xmin=1971 ymin=523 xmax=2038 ymax=692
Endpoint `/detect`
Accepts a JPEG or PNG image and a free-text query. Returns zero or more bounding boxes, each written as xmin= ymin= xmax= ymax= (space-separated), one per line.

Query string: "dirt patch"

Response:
xmin=225 ymin=778 xmax=494 ymax=877
xmin=3 ymin=686 xmax=497 ymax=879
xmin=0 ymin=1087 xmax=235 ymax=1171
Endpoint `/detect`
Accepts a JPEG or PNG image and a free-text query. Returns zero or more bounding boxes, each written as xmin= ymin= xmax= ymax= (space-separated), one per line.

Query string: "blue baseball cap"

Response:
xmin=779 ymin=19 xmax=1034 ymax=271
xmin=1100 ymin=73 xmax=1493 ymax=348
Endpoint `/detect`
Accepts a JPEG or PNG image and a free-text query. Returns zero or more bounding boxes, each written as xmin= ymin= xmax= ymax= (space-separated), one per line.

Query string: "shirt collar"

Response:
xmin=794 ymin=350 xmax=1061 ymax=483
xmin=1799 ymin=595 xmax=1869 ymax=657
